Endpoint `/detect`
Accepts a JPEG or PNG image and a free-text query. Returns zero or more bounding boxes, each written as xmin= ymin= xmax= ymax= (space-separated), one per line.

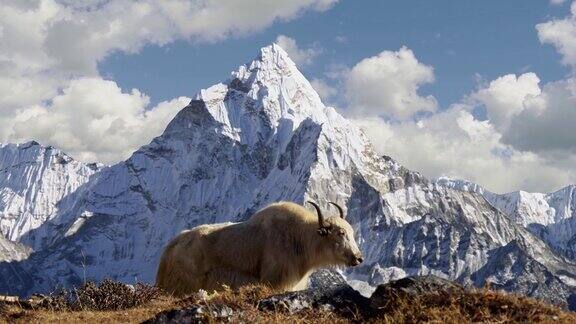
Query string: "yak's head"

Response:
xmin=308 ymin=201 xmax=363 ymax=267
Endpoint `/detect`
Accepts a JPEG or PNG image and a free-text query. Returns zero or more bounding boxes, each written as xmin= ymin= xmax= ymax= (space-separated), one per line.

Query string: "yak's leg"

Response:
xmin=288 ymin=271 xmax=311 ymax=291
xmin=260 ymin=264 xmax=303 ymax=292
xmin=203 ymin=268 xmax=260 ymax=292
xmin=156 ymin=250 xmax=205 ymax=297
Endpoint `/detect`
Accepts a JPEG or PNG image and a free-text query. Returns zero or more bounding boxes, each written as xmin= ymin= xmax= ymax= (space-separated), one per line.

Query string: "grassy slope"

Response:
xmin=2 ymin=283 xmax=576 ymax=323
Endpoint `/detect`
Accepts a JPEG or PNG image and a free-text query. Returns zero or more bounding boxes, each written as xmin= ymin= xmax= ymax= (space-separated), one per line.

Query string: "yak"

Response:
xmin=155 ymin=201 xmax=363 ymax=296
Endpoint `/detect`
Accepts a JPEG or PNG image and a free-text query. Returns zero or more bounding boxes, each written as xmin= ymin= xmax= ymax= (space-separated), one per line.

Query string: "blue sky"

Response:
xmin=1 ymin=0 xmax=576 ymax=193
xmin=101 ymin=0 xmax=569 ymax=108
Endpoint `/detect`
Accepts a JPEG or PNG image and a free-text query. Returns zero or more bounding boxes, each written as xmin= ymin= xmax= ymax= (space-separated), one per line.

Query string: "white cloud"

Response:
xmin=2 ymin=78 xmax=190 ymax=164
xmin=501 ymin=78 xmax=576 ymax=155
xmin=354 ymin=107 xmax=576 ymax=193
xmin=0 ymin=0 xmax=338 ymax=163
xmin=469 ymin=73 xmax=541 ymax=131
xmin=537 ymin=2 xmax=576 ymax=67
xmin=550 ymin=0 xmax=567 ymax=5
xmin=275 ymin=35 xmax=321 ymax=66
xmin=466 ymin=72 xmax=576 ymax=156
xmin=0 ymin=0 xmax=339 ymax=75
xmin=337 ymin=43 xmax=576 ymax=192
xmin=335 ymin=35 xmax=348 ymax=43
xmin=311 ymin=78 xmax=337 ymax=102
xmin=350 ymin=71 xmax=576 ymax=193
xmin=330 ymin=8 xmax=576 ymax=193
xmin=345 ymin=46 xmax=437 ymax=120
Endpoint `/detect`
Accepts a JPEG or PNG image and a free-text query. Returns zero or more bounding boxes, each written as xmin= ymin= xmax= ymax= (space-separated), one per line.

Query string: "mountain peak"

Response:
xmin=259 ymin=43 xmax=294 ymax=64
xmin=184 ymin=43 xmax=331 ymax=148
xmin=253 ymin=43 xmax=298 ymax=72
xmin=228 ymin=42 xmax=311 ymax=93
xmin=0 ymin=140 xmax=101 ymax=247
xmin=165 ymin=43 xmax=373 ymax=179
xmin=1 ymin=140 xmax=67 ymax=168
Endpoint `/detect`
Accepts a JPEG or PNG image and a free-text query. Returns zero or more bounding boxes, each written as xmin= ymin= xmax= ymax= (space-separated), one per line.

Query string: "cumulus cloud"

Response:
xmin=334 ymin=45 xmax=576 ymax=192
xmin=350 ymin=69 xmax=576 ymax=193
xmin=2 ymin=78 xmax=190 ymax=164
xmin=501 ymin=78 xmax=576 ymax=155
xmin=275 ymin=35 xmax=321 ymax=66
xmin=0 ymin=0 xmax=338 ymax=163
xmin=316 ymin=3 xmax=576 ymax=193
xmin=1 ymin=0 xmax=339 ymax=75
xmin=355 ymin=108 xmax=576 ymax=193
xmin=537 ymin=2 xmax=576 ymax=67
xmin=345 ymin=46 xmax=437 ymax=120
xmin=469 ymin=73 xmax=541 ymax=131
xmin=464 ymin=72 xmax=576 ymax=156
xmin=311 ymin=78 xmax=337 ymax=102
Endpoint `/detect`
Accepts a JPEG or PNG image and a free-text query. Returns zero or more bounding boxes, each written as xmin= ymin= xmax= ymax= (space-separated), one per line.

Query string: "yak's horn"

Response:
xmin=307 ymin=201 xmax=325 ymax=228
xmin=328 ymin=202 xmax=345 ymax=219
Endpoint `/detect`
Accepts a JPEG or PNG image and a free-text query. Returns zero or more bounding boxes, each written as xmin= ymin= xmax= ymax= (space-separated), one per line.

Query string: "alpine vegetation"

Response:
xmin=156 ymin=201 xmax=362 ymax=296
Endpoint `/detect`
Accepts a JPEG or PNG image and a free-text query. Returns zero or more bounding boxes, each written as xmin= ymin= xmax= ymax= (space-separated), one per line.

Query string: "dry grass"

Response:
xmin=373 ymin=287 xmax=575 ymax=323
xmin=0 ymin=296 xmax=176 ymax=324
xmin=2 ymin=281 xmax=576 ymax=323
xmin=37 ymin=279 xmax=162 ymax=312
xmin=0 ymin=280 xmax=166 ymax=324
xmin=148 ymin=284 xmax=576 ymax=323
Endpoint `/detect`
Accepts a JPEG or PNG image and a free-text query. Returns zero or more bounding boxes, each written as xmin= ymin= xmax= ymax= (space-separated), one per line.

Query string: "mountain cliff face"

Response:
xmin=439 ymin=178 xmax=576 ymax=262
xmin=0 ymin=45 xmax=575 ymax=308
xmin=0 ymin=141 xmax=100 ymax=251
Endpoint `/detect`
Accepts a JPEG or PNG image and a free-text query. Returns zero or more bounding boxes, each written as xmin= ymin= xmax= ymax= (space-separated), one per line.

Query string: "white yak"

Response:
xmin=155 ymin=201 xmax=363 ymax=296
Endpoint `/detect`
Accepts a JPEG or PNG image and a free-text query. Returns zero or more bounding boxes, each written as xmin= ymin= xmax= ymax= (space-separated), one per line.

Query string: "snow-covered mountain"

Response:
xmin=0 ymin=44 xmax=575 ymax=308
xmin=438 ymin=178 xmax=576 ymax=261
xmin=0 ymin=141 xmax=100 ymax=251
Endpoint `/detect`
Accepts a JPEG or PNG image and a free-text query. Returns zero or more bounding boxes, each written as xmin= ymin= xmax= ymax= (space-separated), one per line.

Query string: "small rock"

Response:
xmin=258 ymin=273 xmax=373 ymax=318
xmin=196 ymin=289 xmax=209 ymax=301
xmin=258 ymin=293 xmax=313 ymax=314
xmin=370 ymin=275 xmax=464 ymax=309
xmin=212 ymin=305 xmax=234 ymax=318
xmin=144 ymin=304 xmax=235 ymax=324
xmin=0 ymin=295 xmax=19 ymax=303
xmin=144 ymin=306 xmax=206 ymax=324
xmin=318 ymin=303 xmax=335 ymax=312
xmin=308 ymin=269 xmax=347 ymax=290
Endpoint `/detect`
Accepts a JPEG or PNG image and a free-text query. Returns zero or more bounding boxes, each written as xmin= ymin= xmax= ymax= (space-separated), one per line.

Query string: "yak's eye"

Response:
xmin=338 ymin=230 xmax=345 ymax=236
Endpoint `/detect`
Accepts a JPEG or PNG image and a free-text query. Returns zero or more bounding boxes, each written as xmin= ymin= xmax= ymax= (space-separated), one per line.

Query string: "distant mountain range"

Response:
xmin=438 ymin=178 xmax=576 ymax=266
xmin=1 ymin=44 xmax=575 ymax=309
